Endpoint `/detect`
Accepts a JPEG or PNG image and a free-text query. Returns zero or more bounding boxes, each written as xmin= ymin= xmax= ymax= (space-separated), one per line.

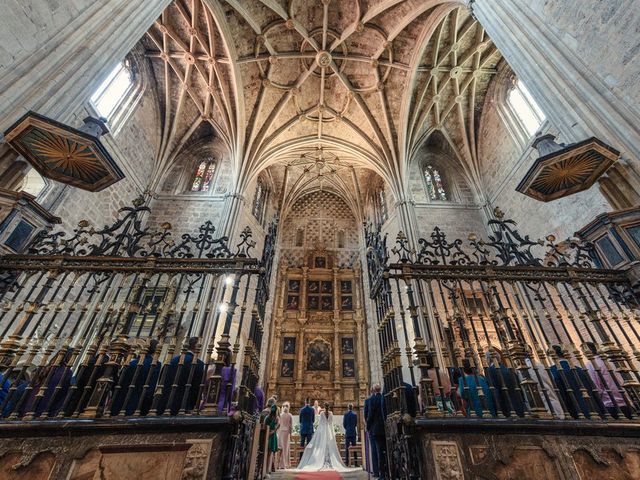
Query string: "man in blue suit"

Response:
xmin=366 ymin=384 xmax=387 ymax=479
xmin=343 ymin=403 xmax=358 ymax=465
xmin=364 ymin=390 xmax=379 ymax=477
xmin=299 ymin=398 xmax=315 ymax=455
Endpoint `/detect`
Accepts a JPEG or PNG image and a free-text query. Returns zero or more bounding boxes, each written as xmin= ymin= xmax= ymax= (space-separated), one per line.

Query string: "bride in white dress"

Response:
xmin=296 ymin=403 xmax=354 ymax=472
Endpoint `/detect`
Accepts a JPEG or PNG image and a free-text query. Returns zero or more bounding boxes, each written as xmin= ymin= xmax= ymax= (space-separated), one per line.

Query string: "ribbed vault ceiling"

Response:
xmin=143 ymin=0 xmax=501 ymax=206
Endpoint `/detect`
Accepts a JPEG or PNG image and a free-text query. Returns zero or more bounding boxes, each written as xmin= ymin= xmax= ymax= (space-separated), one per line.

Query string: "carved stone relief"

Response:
xmin=0 ymin=451 xmax=56 ymax=480
xmin=181 ymin=440 xmax=212 ymax=480
xmin=432 ymin=441 xmax=464 ymax=480
xmin=0 ymin=428 xmax=227 ymax=480
xmin=573 ymin=448 xmax=640 ymax=480
xmin=490 ymin=446 xmax=561 ymax=480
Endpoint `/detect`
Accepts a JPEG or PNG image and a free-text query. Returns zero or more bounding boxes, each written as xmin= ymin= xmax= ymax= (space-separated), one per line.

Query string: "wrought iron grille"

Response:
xmin=365 ymin=208 xmax=640 ymax=427
xmin=0 ymin=197 xmax=276 ymax=423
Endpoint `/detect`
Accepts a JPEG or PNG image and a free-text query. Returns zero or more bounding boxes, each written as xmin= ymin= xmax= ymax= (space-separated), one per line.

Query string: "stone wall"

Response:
xmin=414 ymin=419 xmax=640 ymax=480
xmin=0 ymin=1 xmax=96 ymax=79
xmin=477 ymin=92 xmax=610 ymax=240
xmin=0 ymin=418 xmax=233 ymax=480
xmin=527 ymin=1 xmax=640 ymax=114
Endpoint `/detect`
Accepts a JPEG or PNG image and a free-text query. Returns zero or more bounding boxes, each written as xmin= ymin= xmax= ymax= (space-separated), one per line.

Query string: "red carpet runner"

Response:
xmin=294 ymin=473 xmax=344 ymax=480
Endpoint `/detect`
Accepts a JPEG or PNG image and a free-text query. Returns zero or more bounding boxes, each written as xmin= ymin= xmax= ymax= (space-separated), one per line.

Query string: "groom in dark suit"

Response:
xmin=366 ymin=384 xmax=387 ymax=479
xmin=299 ymin=398 xmax=315 ymax=456
xmin=343 ymin=403 xmax=358 ymax=465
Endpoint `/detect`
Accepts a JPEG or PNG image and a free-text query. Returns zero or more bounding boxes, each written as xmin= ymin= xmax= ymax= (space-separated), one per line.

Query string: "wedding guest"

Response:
xmin=522 ymin=354 xmax=565 ymax=419
xmin=111 ymin=340 xmax=161 ymax=416
xmin=549 ymin=345 xmax=594 ymax=419
xmin=343 ymin=403 xmax=358 ymax=466
xmin=402 ymin=382 xmax=418 ymax=417
xmin=457 ymin=361 xmax=496 ymax=418
xmin=158 ymin=337 xmax=205 ymax=415
xmin=366 ymin=384 xmax=387 ymax=480
xmin=486 ymin=350 xmax=525 ymax=417
xmin=364 ymin=388 xmax=379 ymax=477
xmin=64 ymin=352 xmax=108 ymax=416
xmin=1 ymin=362 xmax=31 ymax=417
xmin=585 ymin=342 xmax=632 ymax=419
xmin=264 ymin=404 xmax=279 ymax=473
xmin=24 ymin=347 xmax=74 ymax=417
xmin=313 ymin=399 xmax=321 ymax=415
xmin=449 ymin=368 xmax=466 ymax=415
xmin=424 ymin=354 xmax=452 ymax=413
xmin=277 ymin=401 xmax=293 ymax=469
xmin=255 ymin=386 xmax=265 ymax=413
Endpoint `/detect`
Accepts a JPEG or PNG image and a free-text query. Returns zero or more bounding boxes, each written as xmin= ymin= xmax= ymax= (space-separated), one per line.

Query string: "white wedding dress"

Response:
xmin=296 ymin=411 xmax=353 ymax=472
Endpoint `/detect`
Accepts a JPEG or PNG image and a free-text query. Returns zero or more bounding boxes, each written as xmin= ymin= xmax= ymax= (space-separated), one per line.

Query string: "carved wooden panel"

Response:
xmin=267 ymin=249 xmax=369 ymax=413
xmin=573 ymin=448 xmax=640 ymax=480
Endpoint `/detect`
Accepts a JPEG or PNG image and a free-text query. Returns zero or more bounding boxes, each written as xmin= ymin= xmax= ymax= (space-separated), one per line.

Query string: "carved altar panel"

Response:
xmin=432 ymin=441 xmax=464 ymax=480
xmin=267 ymin=251 xmax=369 ymax=413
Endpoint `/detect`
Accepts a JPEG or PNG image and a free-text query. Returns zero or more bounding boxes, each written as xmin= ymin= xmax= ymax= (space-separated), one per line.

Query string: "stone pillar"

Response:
xmin=471 ymin=0 xmax=640 ymax=163
xmin=219 ymin=192 xmax=246 ymax=238
xmin=295 ymin=318 xmax=305 ymax=406
xmin=0 ymin=0 xmax=171 ymax=132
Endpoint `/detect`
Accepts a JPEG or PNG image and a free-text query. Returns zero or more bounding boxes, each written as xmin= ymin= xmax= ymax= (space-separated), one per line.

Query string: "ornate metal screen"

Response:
xmin=0 ymin=197 xmax=276 ymax=424
xmin=366 ymin=208 xmax=640 ymax=476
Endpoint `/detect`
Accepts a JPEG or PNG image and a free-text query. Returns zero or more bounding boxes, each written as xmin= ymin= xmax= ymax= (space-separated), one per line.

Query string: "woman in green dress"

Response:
xmin=265 ymin=404 xmax=279 ymax=472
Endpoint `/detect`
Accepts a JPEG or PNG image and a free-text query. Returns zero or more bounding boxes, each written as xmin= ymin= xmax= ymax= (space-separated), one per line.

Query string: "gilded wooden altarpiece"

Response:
xmin=266 ymin=251 xmax=369 ymax=413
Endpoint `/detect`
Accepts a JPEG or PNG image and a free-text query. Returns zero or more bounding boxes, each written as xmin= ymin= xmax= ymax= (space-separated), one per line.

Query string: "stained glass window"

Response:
xmin=191 ymin=159 xmax=216 ymax=192
xmin=202 ymin=161 xmax=216 ymax=190
xmin=191 ymin=161 xmax=207 ymax=191
xmin=424 ymin=165 xmax=447 ymax=201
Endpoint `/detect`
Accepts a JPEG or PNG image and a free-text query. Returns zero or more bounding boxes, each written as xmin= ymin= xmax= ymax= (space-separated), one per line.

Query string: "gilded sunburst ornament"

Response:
xmin=516 ymin=137 xmax=618 ymax=202
xmin=3 ymin=111 xmax=124 ymax=192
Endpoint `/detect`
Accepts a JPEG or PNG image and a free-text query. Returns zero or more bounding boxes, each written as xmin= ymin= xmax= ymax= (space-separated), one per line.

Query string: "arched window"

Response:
xmin=20 ymin=168 xmax=48 ymax=199
xmin=90 ymin=57 xmax=142 ymax=134
xmin=252 ymin=177 xmax=269 ymax=224
xmin=295 ymin=228 xmax=304 ymax=247
xmin=424 ymin=165 xmax=447 ymax=201
xmin=190 ymin=159 xmax=216 ymax=192
xmin=91 ymin=61 xmax=134 ymax=121
xmin=507 ymin=79 xmax=545 ymax=138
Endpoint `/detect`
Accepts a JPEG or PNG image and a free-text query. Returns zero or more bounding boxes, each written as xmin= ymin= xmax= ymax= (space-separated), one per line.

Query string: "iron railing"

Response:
xmin=366 ymin=208 xmax=640 ymax=476
xmin=0 ymin=197 xmax=276 ymax=428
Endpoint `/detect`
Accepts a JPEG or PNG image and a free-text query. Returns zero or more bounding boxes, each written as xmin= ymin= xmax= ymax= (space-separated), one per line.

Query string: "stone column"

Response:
xmin=0 ymin=0 xmax=171 ymax=132
xmin=333 ymin=316 xmax=341 ymax=407
xmin=219 ymin=192 xmax=246 ymax=238
xmin=471 ymin=0 xmax=640 ymax=162
xmin=295 ymin=318 xmax=305 ymax=405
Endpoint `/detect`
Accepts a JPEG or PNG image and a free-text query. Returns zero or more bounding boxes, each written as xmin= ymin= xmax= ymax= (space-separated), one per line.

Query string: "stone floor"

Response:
xmin=266 ymin=469 xmax=370 ymax=479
